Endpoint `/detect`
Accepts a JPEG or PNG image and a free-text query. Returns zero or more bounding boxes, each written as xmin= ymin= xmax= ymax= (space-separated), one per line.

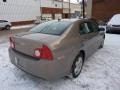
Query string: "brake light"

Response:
xmin=9 ymin=37 xmax=15 ymax=49
xmin=34 ymin=45 xmax=53 ymax=60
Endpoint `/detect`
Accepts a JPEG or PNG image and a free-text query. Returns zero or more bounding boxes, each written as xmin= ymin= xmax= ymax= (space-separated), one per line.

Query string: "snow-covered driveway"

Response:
xmin=0 ymin=34 xmax=120 ymax=90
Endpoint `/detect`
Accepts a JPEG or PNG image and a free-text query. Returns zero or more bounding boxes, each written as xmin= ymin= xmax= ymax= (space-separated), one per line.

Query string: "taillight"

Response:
xmin=9 ymin=37 xmax=15 ymax=49
xmin=34 ymin=45 xmax=53 ymax=60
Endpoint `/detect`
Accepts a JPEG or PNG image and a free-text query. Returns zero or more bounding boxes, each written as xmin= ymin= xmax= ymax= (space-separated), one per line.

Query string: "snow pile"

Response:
xmin=0 ymin=34 xmax=120 ymax=90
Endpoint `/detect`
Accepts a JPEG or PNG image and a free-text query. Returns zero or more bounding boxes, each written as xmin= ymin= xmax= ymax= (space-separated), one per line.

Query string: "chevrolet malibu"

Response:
xmin=9 ymin=19 xmax=105 ymax=80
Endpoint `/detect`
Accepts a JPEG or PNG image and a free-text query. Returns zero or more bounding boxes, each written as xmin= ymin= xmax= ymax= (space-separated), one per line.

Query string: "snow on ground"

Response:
xmin=0 ymin=34 xmax=120 ymax=90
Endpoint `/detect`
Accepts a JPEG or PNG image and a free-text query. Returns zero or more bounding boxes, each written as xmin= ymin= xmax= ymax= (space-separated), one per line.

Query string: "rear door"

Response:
xmin=87 ymin=20 xmax=104 ymax=50
xmin=79 ymin=21 xmax=97 ymax=57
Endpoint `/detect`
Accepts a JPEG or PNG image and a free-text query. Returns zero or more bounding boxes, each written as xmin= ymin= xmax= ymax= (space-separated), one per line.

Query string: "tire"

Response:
xmin=71 ymin=53 xmax=84 ymax=78
xmin=5 ymin=25 xmax=11 ymax=30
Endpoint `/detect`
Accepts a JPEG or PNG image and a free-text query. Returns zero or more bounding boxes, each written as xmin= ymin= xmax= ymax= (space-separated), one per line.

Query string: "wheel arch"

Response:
xmin=70 ymin=50 xmax=85 ymax=78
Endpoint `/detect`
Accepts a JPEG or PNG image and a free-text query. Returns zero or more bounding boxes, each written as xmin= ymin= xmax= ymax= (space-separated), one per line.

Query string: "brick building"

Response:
xmin=86 ymin=0 xmax=120 ymax=22
xmin=92 ymin=0 xmax=120 ymax=22
xmin=41 ymin=0 xmax=81 ymax=20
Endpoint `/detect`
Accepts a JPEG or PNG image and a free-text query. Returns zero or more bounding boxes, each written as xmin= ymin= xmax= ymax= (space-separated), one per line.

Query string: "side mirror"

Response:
xmin=98 ymin=27 xmax=105 ymax=31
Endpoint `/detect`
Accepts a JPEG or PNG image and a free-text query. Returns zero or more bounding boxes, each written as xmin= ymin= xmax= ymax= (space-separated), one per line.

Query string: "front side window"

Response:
xmin=30 ymin=21 xmax=72 ymax=35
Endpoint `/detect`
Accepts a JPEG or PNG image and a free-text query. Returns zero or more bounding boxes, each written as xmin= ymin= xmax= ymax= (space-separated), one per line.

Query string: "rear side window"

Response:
xmin=79 ymin=21 xmax=98 ymax=35
xmin=79 ymin=22 xmax=94 ymax=34
xmin=30 ymin=21 xmax=72 ymax=35
xmin=87 ymin=21 xmax=99 ymax=32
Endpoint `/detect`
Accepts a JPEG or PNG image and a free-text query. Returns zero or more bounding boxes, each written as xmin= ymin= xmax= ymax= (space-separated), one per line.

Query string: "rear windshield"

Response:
xmin=30 ymin=21 xmax=72 ymax=35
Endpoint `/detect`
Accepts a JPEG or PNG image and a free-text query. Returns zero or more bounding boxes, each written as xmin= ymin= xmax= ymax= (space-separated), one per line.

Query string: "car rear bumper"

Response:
xmin=9 ymin=48 xmax=70 ymax=80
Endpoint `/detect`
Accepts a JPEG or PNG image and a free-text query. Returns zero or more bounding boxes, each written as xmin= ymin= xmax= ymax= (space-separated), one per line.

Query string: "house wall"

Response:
xmin=41 ymin=0 xmax=81 ymax=19
xmin=41 ymin=0 xmax=62 ymax=8
xmin=63 ymin=2 xmax=81 ymax=18
xmin=41 ymin=0 xmax=63 ymax=20
xmin=63 ymin=2 xmax=81 ymax=13
xmin=86 ymin=0 xmax=92 ymax=18
xmin=41 ymin=7 xmax=62 ymax=20
xmin=92 ymin=0 xmax=120 ymax=21
xmin=0 ymin=0 xmax=40 ymax=25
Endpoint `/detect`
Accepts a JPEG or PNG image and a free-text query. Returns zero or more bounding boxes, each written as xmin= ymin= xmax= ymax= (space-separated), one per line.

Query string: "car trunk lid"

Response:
xmin=11 ymin=32 xmax=59 ymax=57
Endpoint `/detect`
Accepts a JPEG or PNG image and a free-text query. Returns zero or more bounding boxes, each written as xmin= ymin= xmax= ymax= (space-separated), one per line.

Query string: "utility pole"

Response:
xmin=82 ymin=0 xmax=85 ymax=18
xmin=39 ymin=0 xmax=42 ymax=20
xmin=69 ymin=0 xmax=71 ymax=18
xmin=62 ymin=0 xmax=64 ymax=19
